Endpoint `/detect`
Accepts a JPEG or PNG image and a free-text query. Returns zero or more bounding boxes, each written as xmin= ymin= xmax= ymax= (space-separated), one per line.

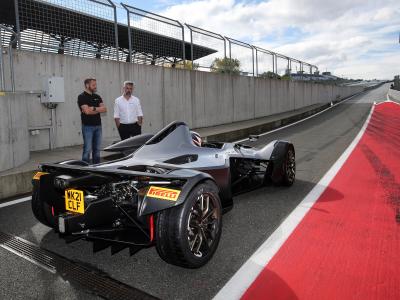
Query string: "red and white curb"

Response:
xmin=214 ymin=103 xmax=376 ymax=300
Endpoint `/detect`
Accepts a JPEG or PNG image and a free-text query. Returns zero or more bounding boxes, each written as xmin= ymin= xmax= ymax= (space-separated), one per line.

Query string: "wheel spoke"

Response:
xmin=200 ymin=194 xmax=205 ymax=213
xmin=190 ymin=233 xmax=200 ymax=252
xmin=187 ymin=192 xmax=220 ymax=257
xmin=200 ymin=228 xmax=211 ymax=249
xmin=202 ymin=207 xmax=216 ymax=222
xmin=194 ymin=232 xmax=203 ymax=254
xmin=201 ymin=195 xmax=210 ymax=217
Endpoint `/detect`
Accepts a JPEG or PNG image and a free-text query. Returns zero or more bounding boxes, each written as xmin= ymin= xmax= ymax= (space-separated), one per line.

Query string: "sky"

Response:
xmin=121 ymin=0 xmax=400 ymax=80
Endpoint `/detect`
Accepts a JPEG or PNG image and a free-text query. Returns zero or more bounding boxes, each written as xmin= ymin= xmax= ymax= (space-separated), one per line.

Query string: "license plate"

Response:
xmin=65 ymin=189 xmax=84 ymax=214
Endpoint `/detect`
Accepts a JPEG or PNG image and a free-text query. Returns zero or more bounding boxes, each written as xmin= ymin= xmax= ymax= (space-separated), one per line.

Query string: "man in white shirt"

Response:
xmin=113 ymin=81 xmax=144 ymax=140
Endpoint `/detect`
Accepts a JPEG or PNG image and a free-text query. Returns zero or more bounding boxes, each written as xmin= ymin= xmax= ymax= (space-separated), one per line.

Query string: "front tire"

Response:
xmin=282 ymin=147 xmax=296 ymax=186
xmin=155 ymin=181 xmax=222 ymax=268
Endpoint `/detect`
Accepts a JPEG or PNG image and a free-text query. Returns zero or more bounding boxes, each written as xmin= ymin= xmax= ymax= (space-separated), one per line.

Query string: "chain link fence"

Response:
xmin=14 ymin=0 xmax=119 ymax=60
xmin=226 ymin=37 xmax=254 ymax=76
xmin=254 ymin=47 xmax=275 ymax=77
xmin=186 ymin=24 xmax=225 ymax=71
xmin=0 ymin=0 xmax=318 ymax=76
xmin=121 ymin=4 xmax=185 ymax=66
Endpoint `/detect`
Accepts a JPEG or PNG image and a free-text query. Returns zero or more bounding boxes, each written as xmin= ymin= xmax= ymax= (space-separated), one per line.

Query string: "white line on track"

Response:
xmin=214 ymin=102 xmax=376 ymax=299
xmin=380 ymin=93 xmax=400 ymax=105
xmin=234 ymin=91 xmax=363 ymax=143
xmin=0 ymin=196 xmax=32 ymax=209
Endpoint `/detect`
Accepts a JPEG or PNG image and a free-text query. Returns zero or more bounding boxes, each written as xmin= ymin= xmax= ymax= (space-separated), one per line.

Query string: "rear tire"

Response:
xmin=32 ymin=183 xmax=55 ymax=227
xmin=155 ymin=181 xmax=222 ymax=268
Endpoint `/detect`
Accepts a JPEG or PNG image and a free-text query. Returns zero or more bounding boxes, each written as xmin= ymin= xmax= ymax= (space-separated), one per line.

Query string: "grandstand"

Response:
xmin=0 ymin=0 xmax=216 ymax=65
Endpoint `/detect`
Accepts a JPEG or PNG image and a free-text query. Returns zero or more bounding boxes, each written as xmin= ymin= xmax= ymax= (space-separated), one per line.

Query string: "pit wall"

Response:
xmin=0 ymin=51 xmax=363 ymax=171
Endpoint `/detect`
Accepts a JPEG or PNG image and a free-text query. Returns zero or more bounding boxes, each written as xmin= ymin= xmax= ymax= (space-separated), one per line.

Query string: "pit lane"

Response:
xmin=0 ymin=84 xmax=390 ymax=300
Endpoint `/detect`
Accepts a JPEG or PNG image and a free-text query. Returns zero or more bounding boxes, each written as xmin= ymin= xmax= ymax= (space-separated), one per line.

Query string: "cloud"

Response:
xmin=154 ymin=0 xmax=400 ymax=79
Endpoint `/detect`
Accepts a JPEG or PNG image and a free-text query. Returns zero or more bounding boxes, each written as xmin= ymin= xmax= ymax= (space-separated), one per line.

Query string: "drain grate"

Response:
xmin=0 ymin=231 xmax=158 ymax=300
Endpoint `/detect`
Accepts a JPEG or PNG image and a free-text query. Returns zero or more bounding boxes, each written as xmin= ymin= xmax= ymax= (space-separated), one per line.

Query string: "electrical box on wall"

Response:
xmin=41 ymin=76 xmax=65 ymax=103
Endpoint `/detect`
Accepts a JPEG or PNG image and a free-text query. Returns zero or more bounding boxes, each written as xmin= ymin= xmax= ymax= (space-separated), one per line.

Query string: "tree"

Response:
xmin=166 ymin=60 xmax=199 ymax=70
xmin=210 ymin=57 xmax=240 ymax=75
xmin=259 ymin=71 xmax=281 ymax=79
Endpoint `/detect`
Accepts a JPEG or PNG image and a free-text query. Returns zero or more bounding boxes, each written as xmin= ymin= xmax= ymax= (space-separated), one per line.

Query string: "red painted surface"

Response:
xmin=242 ymin=102 xmax=400 ymax=300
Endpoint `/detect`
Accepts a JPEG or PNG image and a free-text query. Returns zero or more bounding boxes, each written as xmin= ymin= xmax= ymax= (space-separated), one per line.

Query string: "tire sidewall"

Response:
xmin=283 ymin=148 xmax=295 ymax=186
xmin=176 ymin=181 xmax=222 ymax=267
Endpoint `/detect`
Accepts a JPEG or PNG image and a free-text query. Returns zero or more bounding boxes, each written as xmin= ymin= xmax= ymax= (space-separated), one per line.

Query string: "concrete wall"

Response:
xmin=0 ymin=50 xmax=364 ymax=171
xmin=0 ymin=93 xmax=30 ymax=170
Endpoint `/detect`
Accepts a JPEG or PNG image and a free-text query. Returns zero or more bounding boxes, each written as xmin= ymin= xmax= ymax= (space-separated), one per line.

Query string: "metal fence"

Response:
xmin=186 ymin=24 xmax=226 ymax=72
xmin=16 ymin=0 xmax=119 ymax=60
xmin=1 ymin=0 xmax=318 ymax=78
xmin=226 ymin=37 xmax=254 ymax=76
xmin=121 ymin=4 xmax=185 ymax=65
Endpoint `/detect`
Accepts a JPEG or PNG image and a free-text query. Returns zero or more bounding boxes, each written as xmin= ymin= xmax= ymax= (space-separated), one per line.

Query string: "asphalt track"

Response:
xmin=0 ymin=83 xmax=392 ymax=299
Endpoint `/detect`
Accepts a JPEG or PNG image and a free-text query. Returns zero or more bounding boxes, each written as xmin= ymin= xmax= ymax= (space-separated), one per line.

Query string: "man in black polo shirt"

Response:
xmin=77 ymin=78 xmax=107 ymax=164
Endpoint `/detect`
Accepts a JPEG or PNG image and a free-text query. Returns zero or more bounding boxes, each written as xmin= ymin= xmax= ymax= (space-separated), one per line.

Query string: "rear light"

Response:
xmin=148 ymin=214 xmax=154 ymax=242
xmin=32 ymin=171 xmax=48 ymax=181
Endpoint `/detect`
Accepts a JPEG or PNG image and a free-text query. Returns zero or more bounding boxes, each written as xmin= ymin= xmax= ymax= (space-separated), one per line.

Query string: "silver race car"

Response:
xmin=32 ymin=121 xmax=295 ymax=268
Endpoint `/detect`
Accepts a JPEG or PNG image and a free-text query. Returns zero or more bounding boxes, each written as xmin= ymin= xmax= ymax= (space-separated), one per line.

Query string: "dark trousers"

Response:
xmin=118 ymin=123 xmax=141 ymax=140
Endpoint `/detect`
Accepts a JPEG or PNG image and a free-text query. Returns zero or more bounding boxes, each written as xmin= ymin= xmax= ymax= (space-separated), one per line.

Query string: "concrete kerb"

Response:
xmin=0 ymin=170 xmax=36 ymax=201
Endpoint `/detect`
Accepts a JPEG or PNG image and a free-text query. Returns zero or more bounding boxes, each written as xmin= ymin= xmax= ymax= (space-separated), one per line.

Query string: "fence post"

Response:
xmin=254 ymin=47 xmax=258 ymax=77
xmin=272 ymin=53 xmax=275 ymax=75
xmin=121 ymin=4 xmax=132 ymax=63
xmin=110 ymin=1 xmax=119 ymax=62
xmin=0 ymin=29 xmax=4 ymax=91
xmin=187 ymin=26 xmax=194 ymax=69
xmin=177 ymin=21 xmax=185 ymax=64
xmin=251 ymin=46 xmax=255 ymax=77
xmin=13 ymin=0 xmax=21 ymax=49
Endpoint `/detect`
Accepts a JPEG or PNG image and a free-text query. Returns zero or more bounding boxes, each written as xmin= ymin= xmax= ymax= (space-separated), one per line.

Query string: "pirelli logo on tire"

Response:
xmin=146 ymin=186 xmax=181 ymax=201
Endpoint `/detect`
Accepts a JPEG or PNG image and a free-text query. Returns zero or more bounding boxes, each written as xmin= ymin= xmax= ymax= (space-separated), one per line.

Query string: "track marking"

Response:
xmin=234 ymin=91 xmax=365 ymax=143
xmin=214 ymin=103 xmax=376 ymax=300
xmin=381 ymin=92 xmax=400 ymax=105
xmin=0 ymin=196 xmax=32 ymax=209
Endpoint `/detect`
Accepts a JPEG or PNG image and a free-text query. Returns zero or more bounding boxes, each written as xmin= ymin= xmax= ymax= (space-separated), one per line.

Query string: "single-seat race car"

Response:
xmin=32 ymin=121 xmax=295 ymax=268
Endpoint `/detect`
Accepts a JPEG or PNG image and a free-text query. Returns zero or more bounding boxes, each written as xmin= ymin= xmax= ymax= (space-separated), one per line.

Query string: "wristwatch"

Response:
xmin=93 ymin=106 xmax=96 ymax=112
